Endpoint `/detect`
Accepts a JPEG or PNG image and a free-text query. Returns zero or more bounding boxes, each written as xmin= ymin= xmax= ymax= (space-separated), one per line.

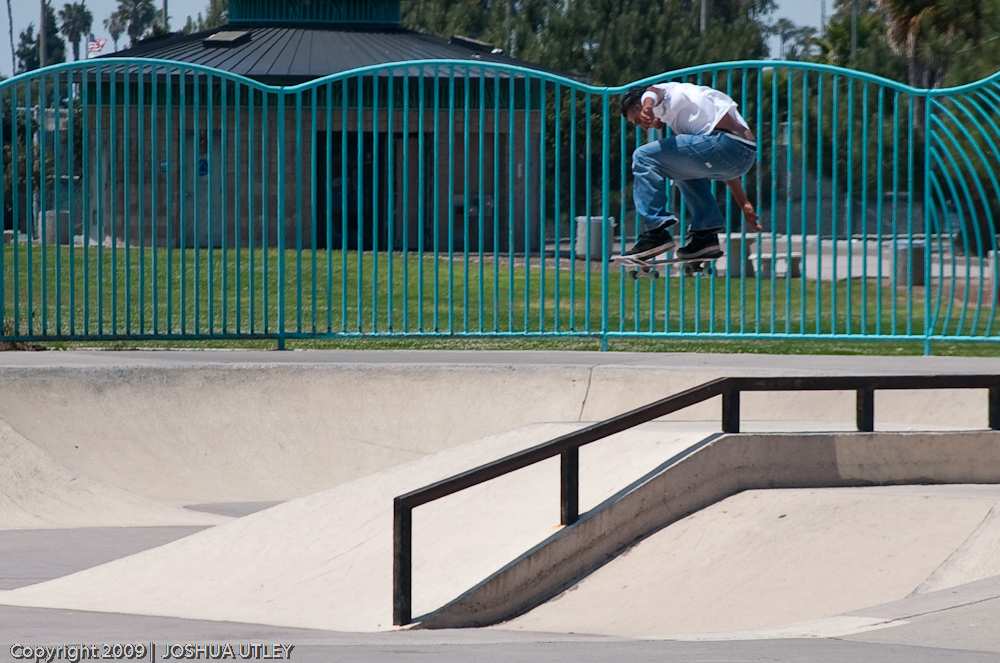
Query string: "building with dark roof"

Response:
xmin=91 ymin=0 xmax=550 ymax=253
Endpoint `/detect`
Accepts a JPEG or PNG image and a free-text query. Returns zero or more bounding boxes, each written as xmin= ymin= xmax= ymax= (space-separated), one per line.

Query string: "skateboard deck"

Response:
xmin=611 ymin=251 xmax=723 ymax=278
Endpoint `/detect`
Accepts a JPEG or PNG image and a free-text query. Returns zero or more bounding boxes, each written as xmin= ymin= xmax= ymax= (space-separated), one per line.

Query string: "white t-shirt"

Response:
xmin=640 ymin=82 xmax=749 ymax=135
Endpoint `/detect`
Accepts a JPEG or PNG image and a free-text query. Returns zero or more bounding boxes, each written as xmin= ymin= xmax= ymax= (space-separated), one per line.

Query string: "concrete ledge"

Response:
xmin=416 ymin=430 xmax=1000 ymax=629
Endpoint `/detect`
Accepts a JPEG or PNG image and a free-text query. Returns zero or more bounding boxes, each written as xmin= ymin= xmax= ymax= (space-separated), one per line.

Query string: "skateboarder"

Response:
xmin=619 ymin=82 xmax=762 ymax=260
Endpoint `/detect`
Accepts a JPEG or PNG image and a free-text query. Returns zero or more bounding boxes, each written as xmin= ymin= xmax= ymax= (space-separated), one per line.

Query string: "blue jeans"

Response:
xmin=632 ymin=132 xmax=756 ymax=233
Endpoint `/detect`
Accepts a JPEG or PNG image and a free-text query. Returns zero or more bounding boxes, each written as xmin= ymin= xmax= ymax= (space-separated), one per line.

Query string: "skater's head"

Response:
xmin=620 ymin=86 xmax=660 ymax=129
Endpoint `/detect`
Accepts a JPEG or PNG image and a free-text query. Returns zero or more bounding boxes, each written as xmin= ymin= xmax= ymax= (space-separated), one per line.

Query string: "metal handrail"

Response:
xmin=392 ymin=373 xmax=1000 ymax=625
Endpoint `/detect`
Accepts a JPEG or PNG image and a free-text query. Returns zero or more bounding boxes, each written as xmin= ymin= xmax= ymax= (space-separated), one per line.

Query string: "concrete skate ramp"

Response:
xmin=418 ymin=431 xmax=1000 ymax=631
xmin=0 ymin=422 xmax=706 ymax=630
xmin=503 ymin=485 xmax=1000 ymax=637
xmin=0 ymin=417 xmax=224 ymax=529
xmin=0 ymin=360 xmax=988 ymax=506
xmin=0 ymin=364 xmax=592 ymax=503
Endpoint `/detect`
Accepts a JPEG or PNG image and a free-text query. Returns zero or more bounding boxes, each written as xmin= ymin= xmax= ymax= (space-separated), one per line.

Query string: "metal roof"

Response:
xmin=105 ymin=25 xmax=560 ymax=84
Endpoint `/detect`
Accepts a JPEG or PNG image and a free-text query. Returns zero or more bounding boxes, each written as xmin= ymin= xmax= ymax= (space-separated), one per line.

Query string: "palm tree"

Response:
xmin=103 ymin=11 xmax=125 ymax=51
xmin=59 ymin=1 xmax=93 ymax=61
xmin=877 ymin=0 xmax=986 ymax=88
xmin=770 ymin=17 xmax=796 ymax=58
xmin=115 ymin=0 xmax=157 ymax=47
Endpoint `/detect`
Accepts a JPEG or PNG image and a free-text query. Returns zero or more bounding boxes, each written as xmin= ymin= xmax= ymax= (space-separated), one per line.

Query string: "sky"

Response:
xmin=0 ymin=0 xmax=826 ymax=79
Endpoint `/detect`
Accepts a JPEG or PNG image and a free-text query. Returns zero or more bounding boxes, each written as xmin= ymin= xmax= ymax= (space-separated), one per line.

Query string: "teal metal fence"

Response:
xmin=1 ymin=59 xmax=997 ymax=350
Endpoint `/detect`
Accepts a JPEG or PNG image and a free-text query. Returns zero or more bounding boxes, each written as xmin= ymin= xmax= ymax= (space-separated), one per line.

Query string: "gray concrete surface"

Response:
xmin=183 ymin=502 xmax=282 ymax=518
xmin=1 ymin=604 xmax=999 ymax=663
xmin=0 ymin=527 xmax=206 ymax=590
xmin=2 ymin=348 xmax=1000 ymax=371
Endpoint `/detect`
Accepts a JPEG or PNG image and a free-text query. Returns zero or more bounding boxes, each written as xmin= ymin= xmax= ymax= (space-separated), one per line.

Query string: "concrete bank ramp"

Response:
xmin=502 ymin=485 xmax=1000 ymax=638
xmin=0 ymin=362 xmax=988 ymax=506
xmin=0 ymin=422 xmax=707 ymax=630
xmin=0 ymin=418 xmax=223 ymax=529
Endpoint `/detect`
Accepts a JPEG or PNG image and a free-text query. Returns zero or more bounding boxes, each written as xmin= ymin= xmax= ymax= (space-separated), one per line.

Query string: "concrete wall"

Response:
xmin=418 ymin=430 xmax=1000 ymax=628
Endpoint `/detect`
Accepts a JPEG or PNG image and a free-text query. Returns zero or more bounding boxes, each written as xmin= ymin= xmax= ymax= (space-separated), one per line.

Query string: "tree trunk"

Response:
xmin=5 ymin=0 xmax=13 ymax=74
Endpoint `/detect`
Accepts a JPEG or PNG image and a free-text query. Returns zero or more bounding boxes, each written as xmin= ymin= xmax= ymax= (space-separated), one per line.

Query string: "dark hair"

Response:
xmin=620 ymin=87 xmax=647 ymax=118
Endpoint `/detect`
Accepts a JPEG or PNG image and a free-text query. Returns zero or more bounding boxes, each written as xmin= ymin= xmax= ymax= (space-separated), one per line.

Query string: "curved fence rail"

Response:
xmin=0 ymin=59 xmax=997 ymax=348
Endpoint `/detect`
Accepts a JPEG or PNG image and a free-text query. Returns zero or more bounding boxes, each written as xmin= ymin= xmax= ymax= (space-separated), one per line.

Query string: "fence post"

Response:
xmin=600 ymin=92 xmax=610 ymax=345
xmin=277 ymin=94 xmax=287 ymax=350
xmin=856 ymin=387 xmax=875 ymax=432
xmin=560 ymin=449 xmax=579 ymax=525
xmin=392 ymin=499 xmax=412 ymax=626
xmin=922 ymin=95 xmax=933 ymax=356
xmin=722 ymin=386 xmax=740 ymax=433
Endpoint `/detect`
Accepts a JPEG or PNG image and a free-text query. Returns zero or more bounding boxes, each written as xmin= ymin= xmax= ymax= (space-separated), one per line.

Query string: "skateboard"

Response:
xmin=611 ymin=252 xmax=723 ymax=279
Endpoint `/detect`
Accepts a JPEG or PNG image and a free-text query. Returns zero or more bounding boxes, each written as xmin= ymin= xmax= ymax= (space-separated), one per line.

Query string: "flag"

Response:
xmin=88 ymin=38 xmax=106 ymax=54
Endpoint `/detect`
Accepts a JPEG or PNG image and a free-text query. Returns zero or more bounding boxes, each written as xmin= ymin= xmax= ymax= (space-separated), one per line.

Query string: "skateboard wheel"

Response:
xmin=652 ymin=270 xmax=661 ymax=279
xmin=629 ymin=270 xmax=639 ymax=280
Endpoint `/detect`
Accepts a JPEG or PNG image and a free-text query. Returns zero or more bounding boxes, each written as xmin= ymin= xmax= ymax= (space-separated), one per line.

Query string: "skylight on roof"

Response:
xmin=203 ymin=31 xmax=252 ymax=47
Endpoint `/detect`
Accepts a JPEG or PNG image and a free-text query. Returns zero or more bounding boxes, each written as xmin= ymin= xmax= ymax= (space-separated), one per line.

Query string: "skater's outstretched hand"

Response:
xmin=742 ymin=202 xmax=762 ymax=232
xmin=726 ymin=178 xmax=762 ymax=232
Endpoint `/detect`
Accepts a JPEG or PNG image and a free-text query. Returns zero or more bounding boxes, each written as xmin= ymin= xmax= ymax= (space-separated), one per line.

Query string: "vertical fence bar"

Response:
xmin=538 ymin=80 xmax=546 ymax=333
xmin=310 ymin=86 xmax=317 ymax=334
xmin=83 ymin=72 xmax=91 ymax=334
xmin=433 ymin=72 xmax=440 ymax=332
xmin=403 ymin=74 xmax=410 ymax=332
xmin=357 ymin=77 xmax=365 ymax=333
xmin=417 ymin=73 xmax=425 ymax=332
xmin=10 ymin=83 xmax=18 ymax=335
xmin=523 ymin=77 xmax=532 ymax=333
xmin=294 ymin=89 xmax=303 ymax=334
xmin=150 ymin=71 xmax=159 ymax=334
xmin=553 ymin=83 xmax=561 ymax=333
xmin=40 ymin=76 xmax=48 ymax=336
xmin=388 ymin=72 xmax=396 ymax=332
xmin=923 ymin=96 xmax=933 ymax=353
xmin=53 ymin=72 xmax=63 ymax=335
xmin=799 ymin=71 xmax=809 ymax=335
xmin=601 ymin=93 xmax=610 ymax=347
xmin=342 ymin=79 xmax=349 ymax=332
xmin=568 ymin=89 xmax=576 ymax=331
xmin=373 ymin=75 xmax=381 ymax=333
xmin=462 ymin=71 xmax=470 ymax=333
xmin=277 ymin=88 xmax=286 ymax=347
xmin=814 ymin=74 xmax=823 ymax=335
xmin=860 ymin=83 xmax=870 ymax=334
xmin=325 ymin=82 xmax=333 ymax=333
xmin=831 ymin=76 xmax=839 ymax=335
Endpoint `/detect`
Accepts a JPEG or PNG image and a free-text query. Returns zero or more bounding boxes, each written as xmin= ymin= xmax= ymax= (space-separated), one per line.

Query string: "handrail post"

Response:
xmin=392 ymin=499 xmax=412 ymax=626
xmin=857 ymin=387 xmax=875 ymax=432
xmin=990 ymin=387 xmax=1000 ymax=431
xmin=560 ymin=449 xmax=579 ymax=525
xmin=722 ymin=386 xmax=740 ymax=433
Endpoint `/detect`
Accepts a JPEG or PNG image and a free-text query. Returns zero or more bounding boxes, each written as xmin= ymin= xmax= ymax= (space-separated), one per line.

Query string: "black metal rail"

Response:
xmin=393 ymin=374 xmax=1000 ymax=626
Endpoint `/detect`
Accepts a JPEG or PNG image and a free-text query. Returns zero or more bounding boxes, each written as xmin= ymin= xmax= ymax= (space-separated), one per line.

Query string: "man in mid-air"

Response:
xmin=620 ymin=81 xmax=762 ymax=260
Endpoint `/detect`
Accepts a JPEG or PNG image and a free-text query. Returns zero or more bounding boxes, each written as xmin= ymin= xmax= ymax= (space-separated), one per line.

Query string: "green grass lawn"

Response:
xmin=2 ymin=244 xmax=999 ymax=356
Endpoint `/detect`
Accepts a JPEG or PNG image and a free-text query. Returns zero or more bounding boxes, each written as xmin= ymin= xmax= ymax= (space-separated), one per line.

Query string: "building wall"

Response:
xmin=86 ymin=106 xmax=542 ymax=254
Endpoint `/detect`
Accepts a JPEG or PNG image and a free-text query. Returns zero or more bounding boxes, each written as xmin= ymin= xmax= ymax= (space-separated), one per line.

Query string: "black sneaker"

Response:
xmin=677 ymin=231 xmax=723 ymax=260
xmin=623 ymin=225 xmax=676 ymax=259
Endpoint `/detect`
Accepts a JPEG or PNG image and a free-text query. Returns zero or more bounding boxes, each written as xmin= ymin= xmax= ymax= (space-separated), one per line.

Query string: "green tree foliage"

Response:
xmin=104 ymin=11 xmax=125 ymax=50
xmin=14 ymin=4 xmax=66 ymax=72
xmin=115 ymin=0 xmax=159 ymax=46
xmin=59 ymin=1 xmax=94 ymax=61
xmin=183 ymin=0 xmax=228 ymax=33
xmin=403 ymin=0 xmax=776 ymax=85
